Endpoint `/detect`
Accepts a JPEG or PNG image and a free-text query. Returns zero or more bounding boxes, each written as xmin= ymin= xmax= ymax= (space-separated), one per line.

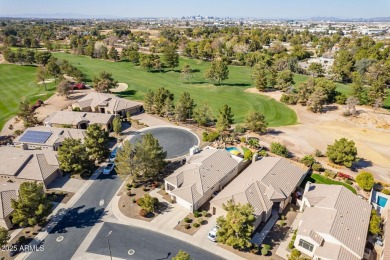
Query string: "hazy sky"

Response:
xmin=0 ymin=0 xmax=389 ymax=18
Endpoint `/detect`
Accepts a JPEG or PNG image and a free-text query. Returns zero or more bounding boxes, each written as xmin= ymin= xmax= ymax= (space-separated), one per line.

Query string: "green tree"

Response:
xmin=252 ymin=62 xmax=268 ymax=91
xmin=162 ymin=97 xmax=175 ymax=118
xmin=58 ymin=138 xmax=93 ymax=174
xmin=307 ymin=87 xmax=327 ymax=113
xmin=108 ymin=46 xmax=119 ymax=61
xmin=46 ymin=58 xmax=61 ymax=81
xmin=36 ymin=66 xmax=48 ymax=90
xmin=115 ymin=134 xmax=166 ymax=180
xmin=205 ymin=59 xmax=229 ymax=85
xmin=356 ymin=172 xmax=374 ymax=191
xmin=193 ymin=100 xmax=213 ymax=126
xmin=99 ymin=45 xmax=109 ymax=59
xmin=11 ymin=182 xmax=52 ymax=227
xmin=287 ymin=249 xmax=306 ymax=260
xmin=326 ymin=138 xmax=358 ymax=167
xmin=216 ymin=200 xmax=256 ymax=249
xmin=275 ymin=69 xmax=295 ymax=92
xmin=245 ymin=111 xmax=268 ymax=133
xmin=180 ymin=64 xmax=194 ymax=83
xmin=15 ymin=48 xmax=25 ymax=65
xmin=139 ymin=54 xmax=153 ymax=71
xmin=113 ymin=116 xmax=122 ymax=135
xmin=93 ymin=71 xmax=118 ymax=93
xmin=85 ymin=41 xmax=95 ymax=58
xmin=172 ymin=250 xmax=191 ymax=260
xmin=270 ymin=142 xmax=289 ymax=157
xmin=301 ymin=155 xmax=316 ymax=167
xmin=138 ymin=193 xmax=158 ymax=213
xmin=332 ymin=49 xmax=354 ymax=82
xmin=17 ymin=99 xmax=39 ymax=127
xmin=307 ymin=62 xmax=324 ymax=77
xmin=369 ymin=210 xmax=382 ymax=235
xmin=143 ymin=90 xmax=155 ymax=113
xmin=163 ymin=44 xmax=179 ymax=69
xmin=0 ymin=227 xmax=9 ymax=247
xmin=57 ymin=79 xmax=71 ymax=99
xmin=216 ymin=105 xmax=234 ymax=131
xmin=34 ymin=51 xmax=52 ymax=66
xmin=153 ymin=88 xmax=174 ymax=116
xmin=175 ymin=92 xmax=195 ymax=122
xmin=84 ymin=124 xmax=110 ymax=162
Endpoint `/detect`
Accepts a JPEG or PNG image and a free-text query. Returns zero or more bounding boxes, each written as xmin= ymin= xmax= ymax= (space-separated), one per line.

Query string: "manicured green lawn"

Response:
xmin=53 ymin=53 xmax=297 ymax=126
xmin=0 ymin=64 xmax=55 ymax=130
xmin=301 ymin=173 xmax=357 ymax=194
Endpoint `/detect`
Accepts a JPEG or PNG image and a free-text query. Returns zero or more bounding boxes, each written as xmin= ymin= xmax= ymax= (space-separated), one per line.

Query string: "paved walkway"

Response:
xmin=275 ymin=212 xmax=302 ymax=259
xmin=72 ymin=184 xmax=244 ymax=260
xmin=47 ymin=176 xmax=87 ymax=193
xmin=251 ymin=209 xmax=279 ymax=245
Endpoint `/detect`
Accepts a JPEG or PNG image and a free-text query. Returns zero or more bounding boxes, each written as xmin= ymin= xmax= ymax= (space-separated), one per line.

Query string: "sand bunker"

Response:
xmin=111 ymin=83 xmax=128 ymax=93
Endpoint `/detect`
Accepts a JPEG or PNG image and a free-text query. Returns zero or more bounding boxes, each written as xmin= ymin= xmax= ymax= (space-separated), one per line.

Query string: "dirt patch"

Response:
xmin=246 ymin=88 xmax=390 ymax=183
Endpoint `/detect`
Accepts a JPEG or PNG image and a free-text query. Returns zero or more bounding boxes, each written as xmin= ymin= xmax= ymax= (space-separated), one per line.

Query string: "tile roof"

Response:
xmin=44 ymin=111 xmax=114 ymax=126
xmin=211 ymin=157 xmax=307 ymax=217
xmin=165 ymin=148 xmax=241 ymax=205
xmin=299 ymin=183 xmax=371 ymax=259
xmin=74 ymin=92 xmax=142 ymax=112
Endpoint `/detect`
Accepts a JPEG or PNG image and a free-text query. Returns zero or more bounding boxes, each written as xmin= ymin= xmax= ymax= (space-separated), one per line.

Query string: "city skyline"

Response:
xmin=0 ymin=0 xmax=389 ymax=19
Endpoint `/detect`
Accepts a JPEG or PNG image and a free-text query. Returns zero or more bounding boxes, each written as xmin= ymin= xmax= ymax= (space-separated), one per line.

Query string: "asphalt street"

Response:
xmin=27 ymin=172 xmax=123 ymax=260
xmin=87 ymin=222 xmax=222 ymax=260
xmin=129 ymin=127 xmax=199 ymax=159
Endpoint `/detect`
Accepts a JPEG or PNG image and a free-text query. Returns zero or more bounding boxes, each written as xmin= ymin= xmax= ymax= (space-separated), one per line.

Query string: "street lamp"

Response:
xmin=106 ymin=230 xmax=113 ymax=260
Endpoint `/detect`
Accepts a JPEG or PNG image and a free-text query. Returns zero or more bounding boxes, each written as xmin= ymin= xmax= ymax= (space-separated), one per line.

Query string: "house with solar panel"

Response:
xmin=14 ymin=126 xmax=86 ymax=151
xmin=71 ymin=92 xmax=143 ymax=117
xmin=295 ymin=183 xmax=371 ymax=260
xmin=210 ymin=157 xmax=307 ymax=230
xmin=43 ymin=111 xmax=114 ymax=131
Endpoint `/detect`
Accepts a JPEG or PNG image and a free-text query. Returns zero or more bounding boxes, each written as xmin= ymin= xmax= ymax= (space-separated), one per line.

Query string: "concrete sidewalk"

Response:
xmin=251 ymin=209 xmax=280 ymax=245
xmin=108 ymin=190 xmax=244 ymax=260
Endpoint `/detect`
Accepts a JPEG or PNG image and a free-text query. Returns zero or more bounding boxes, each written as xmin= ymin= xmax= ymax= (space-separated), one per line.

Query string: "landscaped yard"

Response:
xmin=301 ymin=173 xmax=357 ymax=194
xmin=52 ymin=53 xmax=297 ymax=127
xmin=0 ymin=64 xmax=56 ymax=130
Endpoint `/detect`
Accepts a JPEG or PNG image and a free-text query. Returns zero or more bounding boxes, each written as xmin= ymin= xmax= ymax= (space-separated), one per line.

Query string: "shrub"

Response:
xmin=185 ymin=224 xmax=191 ymax=229
xmin=132 ymin=198 xmax=136 ymax=203
xmin=324 ymin=170 xmax=337 ymax=179
xmin=126 ymin=190 xmax=132 ymax=196
xmin=132 ymin=183 xmax=139 ymax=188
xmin=258 ymin=150 xmax=268 ymax=157
xmin=311 ymin=163 xmax=323 ymax=172
xmin=202 ymin=210 xmax=208 ymax=217
xmin=288 ymin=230 xmax=297 ymax=249
xmin=337 ymin=172 xmax=352 ymax=180
xmin=202 ymin=131 xmax=219 ymax=142
xmin=193 ymin=223 xmax=200 ymax=228
xmin=315 ymin=149 xmax=324 ymax=157
xmin=18 ymin=236 xmax=27 ymax=244
xmin=261 ymin=244 xmax=271 ymax=256
xmin=326 ymin=138 xmax=358 ymax=168
xmin=301 ymin=155 xmax=316 ymax=167
xmin=382 ymin=189 xmax=390 ymax=195
xmin=142 ymin=185 xmax=148 ymax=191
xmin=202 ymin=132 xmax=208 ymax=141
xmin=250 ymin=244 xmax=260 ymax=254
xmin=126 ymin=183 xmax=132 ymax=188
xmin=139 ymin=209 xmax=148 ymax=217
xmin=193 ymin=211 xmax=201 ymax=218
xmin=356 ymin=172 xmax=375 ymax=191
xmin=240 ymin=136 xmax=247 ymax=143
xmin=234 ymin=124 xmax=246 ymax=134
xmin=244 ymin=149 xmax=254 ymax=161
xmin=345 ymin=179 xmax=353 ymax=185
xmin=270 ymin=142 xmax=289 ymax=157
xmin=14 ymin=129 xmax=24 ymax=136
xmin=280 ymin=94 xmax=298 ymax=105
xmin=184 ymin=217 xmax=191 ymax=223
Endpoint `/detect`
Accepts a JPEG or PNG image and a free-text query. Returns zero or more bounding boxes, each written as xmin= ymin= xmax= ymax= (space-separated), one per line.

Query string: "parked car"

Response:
xmin=103 ymin=163 xmax=115 ymax=175
xmin=109 ymin=146 xmax=122 ymax=162
xmin=207 ymin=226 xmax=219 ymax=242
xmin=211 ymin=190 xmax=219 ymax=198
xmin=70 ymin=82 xmax=86 ymax=90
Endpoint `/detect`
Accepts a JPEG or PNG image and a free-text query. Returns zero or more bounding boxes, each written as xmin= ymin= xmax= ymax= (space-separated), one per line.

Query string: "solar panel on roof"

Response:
xmin=18 ymin=130 xmax=52 ymax=144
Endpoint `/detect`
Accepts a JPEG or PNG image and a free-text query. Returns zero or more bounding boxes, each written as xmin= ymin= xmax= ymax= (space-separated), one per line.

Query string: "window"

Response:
xmin=298 ymin=239 xmax=314 ymax=252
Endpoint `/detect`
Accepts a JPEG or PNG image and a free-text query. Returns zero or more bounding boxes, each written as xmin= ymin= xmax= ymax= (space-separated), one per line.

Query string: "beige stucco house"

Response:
xmin=43 ymin=111 xmax=114 ymax=131
xmin=295 ymin=182 xmax=371 ymax=260
xmin=0 ymin=183 xmax=19 ymax=229
xmin=164 ymin=148 xmax=244 ymax=212
xmin=210 ymin=157 xmax=307 ymax=230
xmin=72 ymin=92 xmax=143 ymax=117
xmin=14 ymin=126 xmax=86 ymax=151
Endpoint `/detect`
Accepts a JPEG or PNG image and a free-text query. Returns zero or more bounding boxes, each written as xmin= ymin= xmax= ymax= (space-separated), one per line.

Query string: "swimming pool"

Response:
xmin=377 ymin=196 xmax=388 ymax=208
xmin=225 ymin=147 xmax=240 ymax=154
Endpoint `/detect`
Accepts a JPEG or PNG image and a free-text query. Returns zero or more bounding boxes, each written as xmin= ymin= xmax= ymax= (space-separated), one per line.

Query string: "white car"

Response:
xmin=103 ymin=163 xmax=115 ymax=175
xmin=207 ymin=226 xmax=219 ymax=242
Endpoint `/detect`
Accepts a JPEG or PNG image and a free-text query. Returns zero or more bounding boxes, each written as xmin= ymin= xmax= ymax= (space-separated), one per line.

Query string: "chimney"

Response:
xmin=252 ymin=153 xmax=258 ymax=163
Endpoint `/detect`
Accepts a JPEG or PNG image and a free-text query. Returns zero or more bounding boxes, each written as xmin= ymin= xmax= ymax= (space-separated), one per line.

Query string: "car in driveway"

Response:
xmin=207 ymin=226 xmax=219 ymax=242
xmin=109 ymin=146 xmax=121 ymax=162
xmin=103 ymin=163 xmax=115 ymax=175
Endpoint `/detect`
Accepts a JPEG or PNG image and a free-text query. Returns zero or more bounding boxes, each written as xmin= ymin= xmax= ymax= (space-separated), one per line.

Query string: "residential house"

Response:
xmin=164 ymin=147 xmax=244 ymax=212
xmin=14 ymin=126 xmax=86 ymax=151
xmin=0 ymin=183 xmax=19 ymax=229
xmin=0 ymin=147 xmax=62 ymax=188
xmin=295 ymin=182 xmax=371 ymax=260
xmin=43 ymin=111 xmax=114 ymax=131
xmin=210 ymin=157 xmax=307 ymax=230
xmin=72 ymin=92 xmax=143 ymax=117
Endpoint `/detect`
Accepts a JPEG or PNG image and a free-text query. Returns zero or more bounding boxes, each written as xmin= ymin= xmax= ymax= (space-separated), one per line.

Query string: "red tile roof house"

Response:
xmin=164 ymin=147 xmax=244 ymax=212
xmin=295 ymin=183 xmax=372 ymax=260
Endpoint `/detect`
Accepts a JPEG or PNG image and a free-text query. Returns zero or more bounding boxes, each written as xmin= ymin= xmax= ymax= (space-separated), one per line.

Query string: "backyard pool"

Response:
xmin=225 ymin=147 xmax=239 ymax=152
xmin=377 ymin=196 xmax=388 ymax=208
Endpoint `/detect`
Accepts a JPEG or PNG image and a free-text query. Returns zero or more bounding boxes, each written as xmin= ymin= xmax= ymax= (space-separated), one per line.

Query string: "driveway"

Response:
xmin=47 ymin=176 xmax=87 ymax=193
